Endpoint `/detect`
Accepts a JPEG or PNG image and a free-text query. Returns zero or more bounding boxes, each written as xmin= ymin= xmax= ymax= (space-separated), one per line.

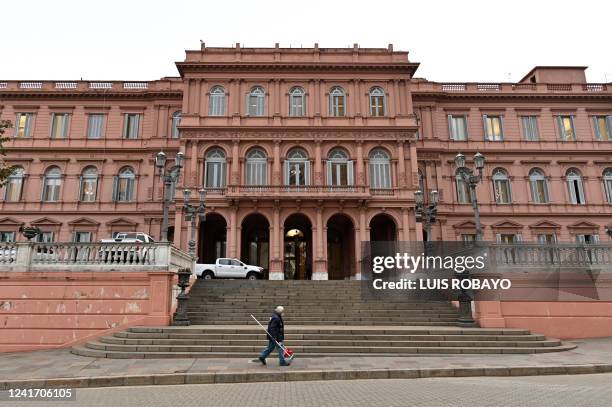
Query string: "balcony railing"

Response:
xmin=413 ymin=82 xmax=611 ymax=95
xmin=488 ymin=243 xmax=612 ymax=268
xmin=0 ymin=242 xmax=193 ymax=272
xmin=223 ymin=185 xmax=372 ymax=198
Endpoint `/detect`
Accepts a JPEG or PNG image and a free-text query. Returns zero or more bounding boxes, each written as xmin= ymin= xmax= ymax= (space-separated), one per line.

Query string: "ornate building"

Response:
xmin=1 ymin=44 xmax=611 ymax=280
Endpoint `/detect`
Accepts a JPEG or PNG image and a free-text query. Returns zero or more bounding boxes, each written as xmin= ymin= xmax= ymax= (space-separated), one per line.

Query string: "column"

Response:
xmin=397 ymin=140 xmax=406 ymax=188
xmin=313 ymin=206 xmax=328 ymax=280
xmin=231 ymin=139 xmax=240 ymax=185
xmin=229 ymin=206 xmax=237 ymax=258
xmin=394 ymin=80 xmax=403 ymax=116
xmin=173 ymin=213 xmax=183 ymax=250
xmin=409 ymin=141 xmax=418 ymax=188
xmin=314 ymin=140 xmax=322 ymax=185
xmin=194 ymin=80 xmax=202 ymax=116
xmin=356 ymin=141 xmax=364 ymax=185
xmin=313 ymin=79 xmax=320 ymax=115
xmin=388 ymin=81 xmax=396 ymax=117
xmin=401 ymin=207 xmax=410 ymax=241
xmin=273 ymin=140 xmax=281 ymax=185
xmin=190 ymin=141 xmax=198 ymax=186
xmin=269 ymin=205 xmax=283 ymax=280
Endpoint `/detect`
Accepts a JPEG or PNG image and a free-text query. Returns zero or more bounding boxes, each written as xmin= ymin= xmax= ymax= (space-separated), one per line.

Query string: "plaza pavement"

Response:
xmin=1 ymin=337 xmax=612 ymax=389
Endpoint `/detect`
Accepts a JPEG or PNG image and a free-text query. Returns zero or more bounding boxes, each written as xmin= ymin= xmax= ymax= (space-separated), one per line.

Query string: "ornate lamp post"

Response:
xmin=453 ymin=152 xmax=486 ymax=326
xmin=182 ymin=188 xmax=207 ymax=259
xmin=454 ymin=152 xmax=485 ymax=241
xmin=415 ymin=189 xmax=439 ymax=242
xmin=155 ymin=151 xmax=184 ymax=243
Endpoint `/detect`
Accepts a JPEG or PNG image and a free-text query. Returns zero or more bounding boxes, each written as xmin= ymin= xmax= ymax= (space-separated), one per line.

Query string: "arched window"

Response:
xmin=208 ymin=86 xmax=226 ymax=116
xmin=171 ymin=111 xmax=181 ymax=138
xmin=247 ymin=86 xmax=265 ymax=116
xmin=566 ymin=168 xmax=585 ymax=204
xmin=289 ymin=87 xmax=305 ymax=117
xmin=369 ymin=149 xmax=391 ymax=189
xmin=492 ymin=168 xmax=512 ymax=204
xmin=369 ymin=87 xmax=386 ymax=117
xmin=603 ymin=169 xmax=612 ymax=204
xmin=245 ymin=148 xmax=267 ymax=186
xmin=455 ymin=170 xmax=471 ymax=203
xmin=327 ymin=148 xmax=353 ymax=186
xmin=284 ymin=148 xmax=310 ymax=186
xmin=329 ymin=86 xmax=346 ymax=117
xmin=113 ymin=167 xmax=135 ymax=202
xmin=529 ymin=168 xmax=549 ymax=203
xmin=79 ymin=166 xmax=98 ymax=202
xmin=42 ymin=166 xmax=62 ymax=202
xmin=204 ymin=148 xmax=227 ymax=188
xmin=4 ymin=166 xmax=24 ymax=202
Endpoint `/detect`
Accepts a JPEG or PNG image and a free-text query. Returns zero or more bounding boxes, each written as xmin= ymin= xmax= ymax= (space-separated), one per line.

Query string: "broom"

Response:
xmin=250 ymin=314 xmax=295 ymax=362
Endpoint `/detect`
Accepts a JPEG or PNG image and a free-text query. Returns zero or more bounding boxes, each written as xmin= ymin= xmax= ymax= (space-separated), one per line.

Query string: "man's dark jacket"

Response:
xmin=267 ymin=312 xmax=284 ymax=342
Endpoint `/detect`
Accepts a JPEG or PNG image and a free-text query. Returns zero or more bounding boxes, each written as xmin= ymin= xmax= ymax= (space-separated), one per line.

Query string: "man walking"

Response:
xmin=256 ymin=305 xmax=289 ymax=366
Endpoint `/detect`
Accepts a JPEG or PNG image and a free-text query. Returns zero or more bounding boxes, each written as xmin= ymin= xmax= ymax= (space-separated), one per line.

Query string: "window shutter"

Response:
xmin=326 ymin=161 xmax=332 ymax=185
xmin=577 ymin=178 xmax=585 ymax=204
xmin=500 ymin=116 xmax=505 ymax=140
xmin=78 ymin=177 xmax=83 ymax=201
xmin=304 ymin=161 xmax=311 ymax=185
xmin=347 ymin=160 xmax=354 ymax=185
xmin=122 ymin=114 xmax=129 ymax=138
xmin=447 ymin=115 xmax=453 ymax=140
xmin=24 ymin=114 xmax=32 ymax=137
xmin=40 ymin=176 xmax=46 ymax=201
xmin=516 ymin=234 xmax=523 ymax=242
xmin=557 ymin=116 xmax=564 ymax=140
xmin=63 ymin=114 xmax=70 ymax=138
xmin=495 ymin=233 xmax=501 ymax=243
xmin=112 ymin=176 xmax=118 ymax=202
xmin=593 ymin=116 xmax=600 ymax=140
xmin=283 ymin=160 xmax=289 ymax=185
xmin=482 ymin=114 xmax=489 ymax=140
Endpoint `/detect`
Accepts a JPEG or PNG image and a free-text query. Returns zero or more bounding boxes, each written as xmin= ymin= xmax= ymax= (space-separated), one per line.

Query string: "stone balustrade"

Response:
xmin=488 ymin=243 xmax=612 ymax=269
xmin=0 ymin=242 xmax=194 ymax=272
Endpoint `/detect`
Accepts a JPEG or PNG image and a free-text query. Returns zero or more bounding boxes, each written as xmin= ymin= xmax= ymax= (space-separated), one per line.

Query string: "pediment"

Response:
xmin=529 ymin=220 xmax=561 ymax=229
xmin=490 ymin=220 xmax=523 ymax=229
xmin=107 ymin=217 xmax=138 ymax=227
xmin=0 ymin=217 xmax=23 ymax=226
xmin=31 ymin=217 xmax=62 ymax=226
xmin=68 ymin=217 xmax=100 ymax=226
xmin=567 ymin=221 xmax=599 ymax=230
xmin=452 ymin=220 xmax=476 ymax=229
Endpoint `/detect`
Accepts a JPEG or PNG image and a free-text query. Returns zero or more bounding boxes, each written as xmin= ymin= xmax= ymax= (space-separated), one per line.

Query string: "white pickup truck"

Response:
xmin=99 ymin=232 xmax=155 ymax=263
xmin=195 ymin=258 xmax=264 ymax=280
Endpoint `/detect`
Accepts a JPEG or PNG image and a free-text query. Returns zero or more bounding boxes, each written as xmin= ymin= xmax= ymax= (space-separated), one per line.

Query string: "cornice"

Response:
xmin=0 ymin=90 xmax=183 ymax=100
xmin=412 ymin=92 xmax=612 ymax=102
xmin=176 ymin=62 xmax=419 ymax=76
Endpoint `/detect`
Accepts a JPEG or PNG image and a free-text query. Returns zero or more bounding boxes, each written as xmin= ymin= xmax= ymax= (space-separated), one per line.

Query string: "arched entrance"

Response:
xmin=199 ymin=213 xmax=227 ymax=264
xmin=241 ymin=213 xmax=270 ymax=277
xmin=283 ymin=213 xmax=312 ymax=280
xmin=327 ymin=214 xmax=355 ymax=280
xmin=370 ymin=213 xmax=397 ymax=241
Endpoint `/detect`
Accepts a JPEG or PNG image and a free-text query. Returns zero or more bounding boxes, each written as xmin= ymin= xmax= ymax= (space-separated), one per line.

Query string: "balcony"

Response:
xmin=0 ymin=242 xmax=193 ymax=272
xmin=413 ymin=82 xmax=610 ymax=95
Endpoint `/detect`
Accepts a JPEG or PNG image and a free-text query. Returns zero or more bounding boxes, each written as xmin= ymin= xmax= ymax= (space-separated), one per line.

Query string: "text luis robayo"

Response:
xmin=370 ymin=253 xmax=511 ymax=291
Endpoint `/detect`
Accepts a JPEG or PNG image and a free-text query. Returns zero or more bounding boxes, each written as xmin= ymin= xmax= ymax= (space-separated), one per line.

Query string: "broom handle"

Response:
xmin=250 ymin=314 xmax=286 ymax=350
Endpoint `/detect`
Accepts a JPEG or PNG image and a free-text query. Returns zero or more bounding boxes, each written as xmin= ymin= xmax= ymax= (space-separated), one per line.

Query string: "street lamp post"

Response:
xmin=453 ymin=152 xmax=486 ymax=326
xmin=415 ymin=189 xmax=439 ymax=242
xmin=182 ymin=188 xmax=207 ymax=259
xmin=455 ymin=152 xmax=485 ymax=241
xmin=155 ymin=151 xmax=184 ymax=243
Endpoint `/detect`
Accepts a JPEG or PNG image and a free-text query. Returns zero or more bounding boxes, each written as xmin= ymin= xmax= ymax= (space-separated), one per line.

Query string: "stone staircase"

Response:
xmin=71 ymin=280 xmax=575 ymax=358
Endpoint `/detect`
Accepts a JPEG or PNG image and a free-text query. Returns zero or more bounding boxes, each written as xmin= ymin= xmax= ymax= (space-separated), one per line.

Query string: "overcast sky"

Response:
xmin=2 ymin=0 xmax=610 ymax=82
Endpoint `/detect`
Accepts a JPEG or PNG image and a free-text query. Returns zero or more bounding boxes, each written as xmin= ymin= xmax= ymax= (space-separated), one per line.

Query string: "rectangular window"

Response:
xmin=123 ymin=114 xmax=140 ymax=139
xmin=537 ymin=234 xmax=556 ymax=244
xmin=50 ymin=113 xmax=70 ymax=138
xmin=593 ymin=116 xmax=612 ymax=141
xmin=557 ymin=115 xmax=576 ymax=141
xmin=521 ymin=116 xmax=539 ymax=141
xmin=576 ymin=234 xmax=599 ymax=244
xmin=483 ymin=115 xmax=504 ymax=141
xmin=461 ymin=234 xmax=476 ymax=242
xmin=0 ymin=231 xmax=16 ymax=242
xmin=36 ymin=231 xmax=55 ymax=243
xmin=448 ymin=115 xmax=468 ymax=140
xmin=15 ymin=113 xmax=34 ymax=138
xmin=87 ymin=114 xmax=105 ymax=139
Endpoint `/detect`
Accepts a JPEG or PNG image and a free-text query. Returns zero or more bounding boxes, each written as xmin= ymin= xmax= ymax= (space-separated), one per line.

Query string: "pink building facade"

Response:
xmin=1 ymin=44 xmax=612 ymax=281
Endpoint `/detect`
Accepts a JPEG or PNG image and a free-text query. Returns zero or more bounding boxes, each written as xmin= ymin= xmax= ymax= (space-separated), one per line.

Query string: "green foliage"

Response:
xmin=0 ymin=120 xmax=17 ymax=186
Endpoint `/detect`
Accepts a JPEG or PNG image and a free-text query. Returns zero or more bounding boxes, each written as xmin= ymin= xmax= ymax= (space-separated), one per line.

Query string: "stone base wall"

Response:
xmin=475 ymin=301 xmax=612 ymax=339
xmin=0 ymin=271 xmax=176 ymax=352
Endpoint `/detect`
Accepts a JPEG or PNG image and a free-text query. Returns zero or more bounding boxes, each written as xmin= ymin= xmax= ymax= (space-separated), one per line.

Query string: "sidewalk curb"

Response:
xmin=2 ymin=364 xmax=612 ymax=389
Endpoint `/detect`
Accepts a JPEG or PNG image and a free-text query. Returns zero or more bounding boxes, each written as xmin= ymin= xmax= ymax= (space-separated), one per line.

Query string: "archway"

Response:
xmin=199 ymin=213 xmax=227 ymax=263
xmin=283 ymin=213 xmax=312 ymax=280
xmin=370 ymin=213 xmax=397 ymax=241
xmin=327 ymin=214 xmax=355 ymax=280
xmin=241 ymin=213 xmax=270 ymax=277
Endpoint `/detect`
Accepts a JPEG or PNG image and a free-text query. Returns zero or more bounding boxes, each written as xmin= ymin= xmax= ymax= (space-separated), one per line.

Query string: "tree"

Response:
xmin=0 ymin=120 xmax=17 ymax=186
